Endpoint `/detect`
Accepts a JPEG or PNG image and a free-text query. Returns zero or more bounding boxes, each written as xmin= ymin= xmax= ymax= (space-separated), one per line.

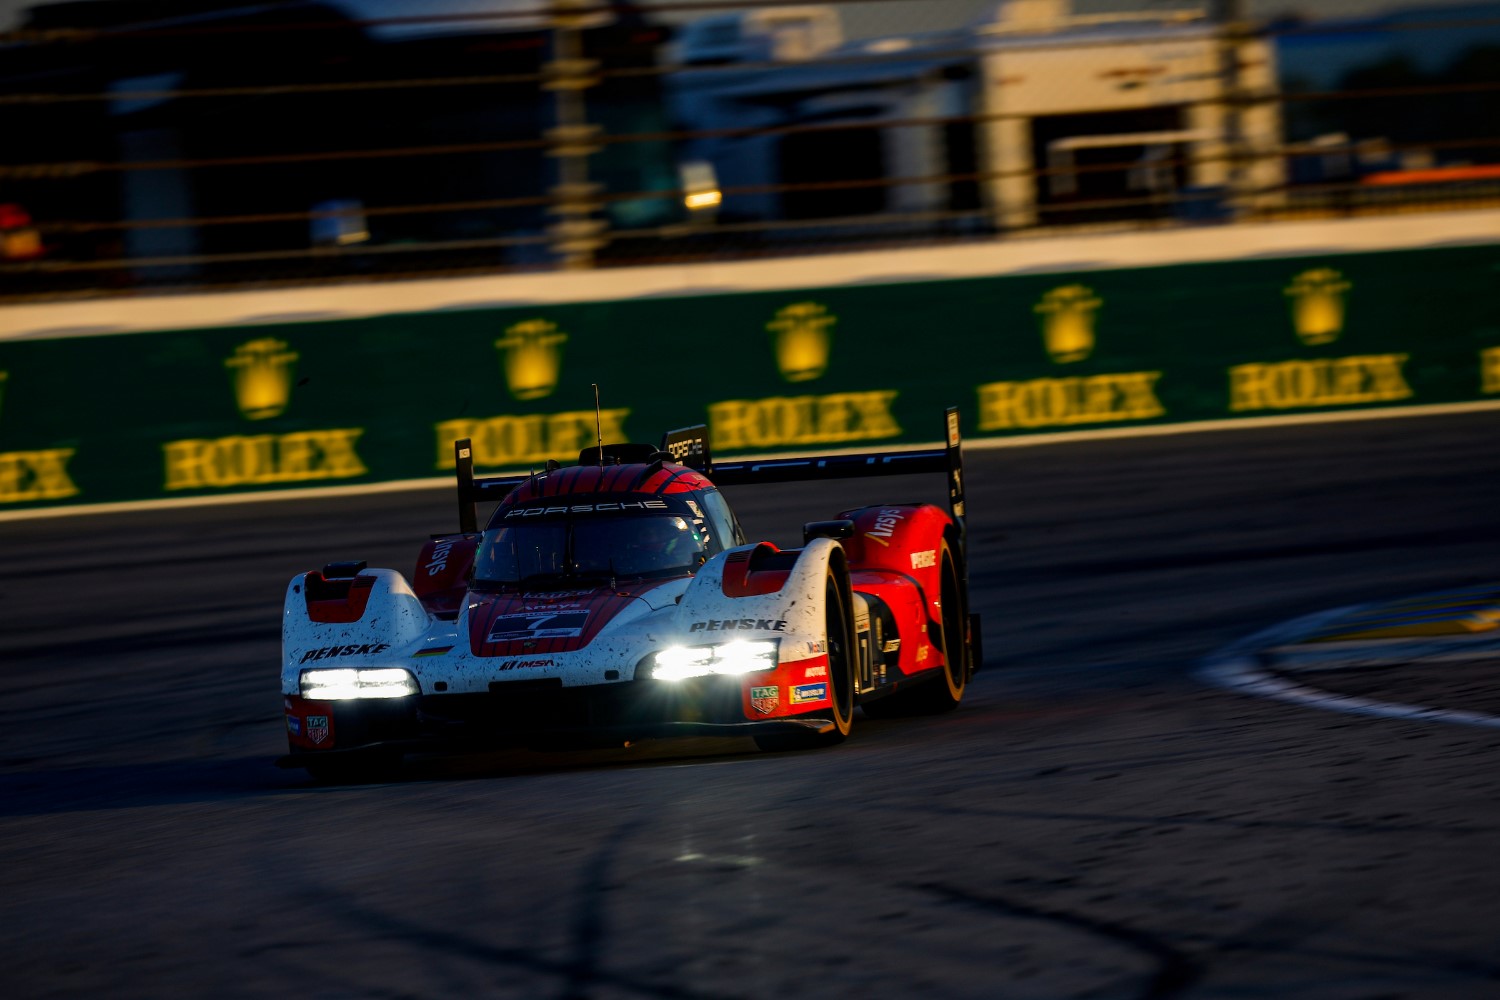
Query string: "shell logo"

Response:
xmin=1285 ymin=268 xmax=1351 ymax=346
xmin=767 ymin=302 xmax=836 ymax=383
xmin=225 ymin=338 xmax=299 ymax=420
xmin=495 ymin=319 xmax=568 ymax=400
xmin=1035 ymin=284 xmax=1101 ymax=364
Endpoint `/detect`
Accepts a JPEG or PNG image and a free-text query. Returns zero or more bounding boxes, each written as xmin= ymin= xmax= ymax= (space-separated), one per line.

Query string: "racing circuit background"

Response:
xmin=3 ymin=0 xmax=1500 ymax=997
xmin=3 ymin=413 xmax=1500 ymax=997
xmin=4 ymin=0 xmax=1500 ymax=292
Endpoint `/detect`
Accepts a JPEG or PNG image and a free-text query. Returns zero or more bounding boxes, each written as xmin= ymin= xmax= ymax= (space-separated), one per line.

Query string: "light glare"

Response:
xmin=714 ymin=640 xmax=777 ymax=672
xmin=652 ymin=640 xmax=778 ymax=681
xmin=301 ymin=667 xmax=418 ymax=699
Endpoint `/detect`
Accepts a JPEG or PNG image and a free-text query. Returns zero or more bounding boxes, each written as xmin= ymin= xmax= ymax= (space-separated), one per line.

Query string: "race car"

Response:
xmin=279 ymin=407 xmax=980 ymax=781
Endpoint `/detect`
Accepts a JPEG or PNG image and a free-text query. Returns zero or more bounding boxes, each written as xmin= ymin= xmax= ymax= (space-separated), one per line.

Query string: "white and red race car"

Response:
xmin=279 ymin=408 xmax=979 ymax=780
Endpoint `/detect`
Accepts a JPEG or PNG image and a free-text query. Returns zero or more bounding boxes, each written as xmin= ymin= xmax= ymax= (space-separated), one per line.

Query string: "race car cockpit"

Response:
xmin=473 ymin=510 xmax=712 ymax=589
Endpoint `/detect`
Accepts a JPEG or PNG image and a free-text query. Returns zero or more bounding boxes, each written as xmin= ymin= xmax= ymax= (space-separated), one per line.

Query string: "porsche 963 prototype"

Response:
xmin=279 ymin=408 xmax=980 ymax=780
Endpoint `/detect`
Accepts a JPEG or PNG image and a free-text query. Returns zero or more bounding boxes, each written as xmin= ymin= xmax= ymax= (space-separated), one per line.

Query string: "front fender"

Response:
xmin=280 ymin=568 xmax=433 ymax=694
xmin=674 ymin=537 xmax=844 ymax=665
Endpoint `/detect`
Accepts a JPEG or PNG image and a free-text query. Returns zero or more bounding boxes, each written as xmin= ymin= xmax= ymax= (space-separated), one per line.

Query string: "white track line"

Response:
xmin=1198 ymin=607 xmax=1500 ymax=730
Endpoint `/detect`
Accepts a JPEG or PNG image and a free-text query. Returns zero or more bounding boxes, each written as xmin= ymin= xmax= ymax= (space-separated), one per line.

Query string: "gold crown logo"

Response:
xmin=1285 ymin=268 xmax=1351 ymax=346
xmin=495 ymin=319 xmax=568 ymax=400
xmin=767 ymin=302 xmax=836 ymax=383
xmin=1035 ymin=284 xmax=1101 ymax=364
xmin=225 ymin=338 xmax=298 ymax=420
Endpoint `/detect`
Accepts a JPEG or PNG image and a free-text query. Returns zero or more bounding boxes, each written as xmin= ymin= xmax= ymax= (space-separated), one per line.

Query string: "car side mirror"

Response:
xmin=803 ymin=519 xmax=855 ymax=545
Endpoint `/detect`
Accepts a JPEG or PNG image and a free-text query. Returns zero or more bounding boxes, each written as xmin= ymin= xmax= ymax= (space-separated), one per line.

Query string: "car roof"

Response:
xmin=496 ymin=463 xmax=714 ymax=510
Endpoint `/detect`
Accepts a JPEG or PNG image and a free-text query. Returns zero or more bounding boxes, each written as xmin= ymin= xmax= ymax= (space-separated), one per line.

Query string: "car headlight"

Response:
xmin=650 ymin=639 xmax=779 ymax=681
xmin=300 ymin=667 xmax=419 ymax=700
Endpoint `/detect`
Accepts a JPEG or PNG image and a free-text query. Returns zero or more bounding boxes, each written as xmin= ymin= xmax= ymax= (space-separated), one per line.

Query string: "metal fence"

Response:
xmin=2 ymin=0 xmax=1498 ymax=301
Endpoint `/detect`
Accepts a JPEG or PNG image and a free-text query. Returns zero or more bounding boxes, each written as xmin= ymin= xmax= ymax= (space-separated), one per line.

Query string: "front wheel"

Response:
xmin=754 ymin=569 xmax=855 ymax=752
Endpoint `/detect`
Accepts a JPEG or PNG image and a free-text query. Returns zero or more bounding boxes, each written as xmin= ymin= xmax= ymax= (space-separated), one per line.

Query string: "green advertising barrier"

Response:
xmin=1 ymin=242 xmax=1498 ymax=510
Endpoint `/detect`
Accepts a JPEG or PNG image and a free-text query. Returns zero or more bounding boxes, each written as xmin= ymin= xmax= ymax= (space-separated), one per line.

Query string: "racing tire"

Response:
xmin=754 ymin=567 xmax=856 ymax=752
xmin=859 ymin=539 xmax=967 ymax=718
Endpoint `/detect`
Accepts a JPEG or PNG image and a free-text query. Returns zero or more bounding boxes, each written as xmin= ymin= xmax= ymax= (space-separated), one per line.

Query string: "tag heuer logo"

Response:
xmin=751 ymin=685 xmax=779 ymax=715
xmin=306 ymin=715 xmax=330 ymax=744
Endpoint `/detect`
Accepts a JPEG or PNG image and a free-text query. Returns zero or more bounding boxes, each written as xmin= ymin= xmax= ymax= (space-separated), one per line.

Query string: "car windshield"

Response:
xmin=473 ymin=514 xmax=709 ymax=588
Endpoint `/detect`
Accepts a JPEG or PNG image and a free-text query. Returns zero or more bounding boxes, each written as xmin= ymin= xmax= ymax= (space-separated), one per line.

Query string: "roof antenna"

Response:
xmin=592 ymin=383 xmax=604 ymax=468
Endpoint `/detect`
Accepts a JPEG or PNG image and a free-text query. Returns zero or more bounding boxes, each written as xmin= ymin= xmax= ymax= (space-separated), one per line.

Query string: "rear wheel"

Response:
xmin=754 ymin=569 xmax=855 ymax=752
xmin=923 ymin=540 xmax=969 ymax=712
xmin=859 ymin=539 xmax=967 ymax=718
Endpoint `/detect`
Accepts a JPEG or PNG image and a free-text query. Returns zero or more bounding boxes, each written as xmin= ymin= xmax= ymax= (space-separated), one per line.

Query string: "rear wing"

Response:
xmin=663 ymin=406 xmax=967 ymax=539
xmin=452 ymin=406 xmax=967 ymax=538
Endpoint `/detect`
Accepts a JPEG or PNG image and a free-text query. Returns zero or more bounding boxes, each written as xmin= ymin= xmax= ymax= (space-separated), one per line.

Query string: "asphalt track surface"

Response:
xmin=2 ymin=410 xmax=1498 ymax=999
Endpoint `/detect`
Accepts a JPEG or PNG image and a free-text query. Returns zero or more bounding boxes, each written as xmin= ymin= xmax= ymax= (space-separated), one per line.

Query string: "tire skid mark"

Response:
xmin=256 ymin=879 xmax=735 ymax=1000
xmin=559 ymin=818 xmax=627 ymax=1000
xmin=1174 ymin=915 xmax=1500 ymax=984
xmin=911 ymin=881 xmax=1201 ymax=999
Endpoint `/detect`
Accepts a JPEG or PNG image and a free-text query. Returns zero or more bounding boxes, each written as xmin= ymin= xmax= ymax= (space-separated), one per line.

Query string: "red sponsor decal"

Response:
xmin=285 ymin=698 xmax=336 ymax=749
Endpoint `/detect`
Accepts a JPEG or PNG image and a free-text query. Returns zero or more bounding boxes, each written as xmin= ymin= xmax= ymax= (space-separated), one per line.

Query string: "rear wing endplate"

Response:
xmin=453 ymin=440 xmax=527 ymax=534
